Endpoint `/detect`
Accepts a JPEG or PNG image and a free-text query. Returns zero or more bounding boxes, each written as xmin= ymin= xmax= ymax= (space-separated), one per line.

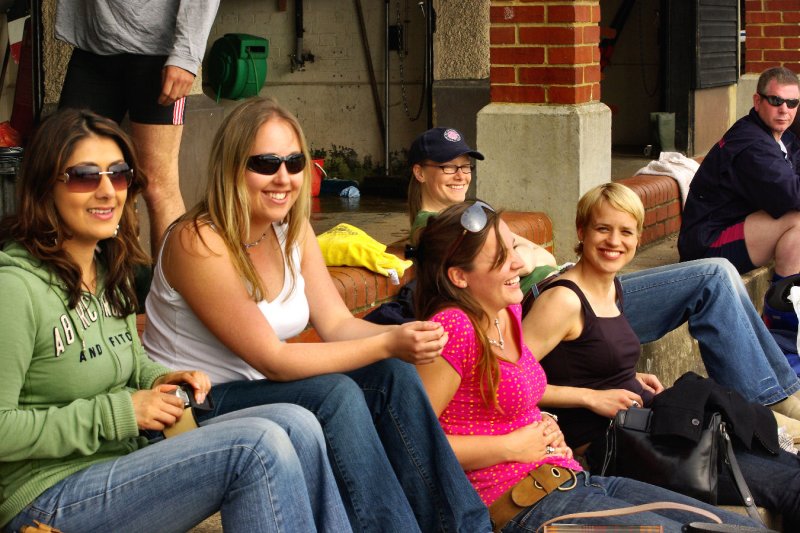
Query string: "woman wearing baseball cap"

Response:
xmin=407 ymin=127 xmax=558 ymax=289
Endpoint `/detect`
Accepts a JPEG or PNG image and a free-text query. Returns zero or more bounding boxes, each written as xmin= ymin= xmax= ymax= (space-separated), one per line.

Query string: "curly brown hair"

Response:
xmin=0 ymin=108 xmax=150 ymax=314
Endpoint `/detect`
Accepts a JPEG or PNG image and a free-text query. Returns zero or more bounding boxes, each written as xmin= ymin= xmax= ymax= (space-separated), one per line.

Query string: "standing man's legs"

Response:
xmin=129 ymin=121 xmax=185 ymax=252
xmin=126 ymin=59 xmax=191 ymax=254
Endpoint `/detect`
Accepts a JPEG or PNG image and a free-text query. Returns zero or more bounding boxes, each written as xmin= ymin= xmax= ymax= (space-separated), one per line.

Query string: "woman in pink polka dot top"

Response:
xmin=412 ymin=200 xmax=760 ymax=533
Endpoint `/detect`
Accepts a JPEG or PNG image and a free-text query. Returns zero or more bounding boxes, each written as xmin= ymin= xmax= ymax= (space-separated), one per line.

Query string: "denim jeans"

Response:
xmin=200 ymin=359 xmax=492 ymax=533
xmin=584 ymin=436 xmax=800 ymax=527
xmin=503 ymin=473 xmax=759 ymax=533
xmin=5 ymin=405 xmax=350 ymax=533
xmin=718 ymin=443 xmax=800 ymax=529
xmin=620 ymin=258 xmax=800 ymax=405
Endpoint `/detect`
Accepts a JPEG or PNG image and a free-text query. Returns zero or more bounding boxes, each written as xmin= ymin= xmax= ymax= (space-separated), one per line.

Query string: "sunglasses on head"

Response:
xmin=459 ymin=200 xmax=494 ymax=232
xmin=444 ymin=201 xmax=495 ymax=262
xmin=758 ymin=92 xmax=800 ymax=109
xmin=57 ymin=163 xmax=133 ymax=193
xmin=247 ymin=153 xmax=307 ymax=175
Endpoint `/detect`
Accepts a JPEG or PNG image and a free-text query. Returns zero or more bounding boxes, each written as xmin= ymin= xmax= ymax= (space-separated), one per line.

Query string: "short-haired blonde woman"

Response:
xmin=524 ymin=183 xmax=800 ymax=527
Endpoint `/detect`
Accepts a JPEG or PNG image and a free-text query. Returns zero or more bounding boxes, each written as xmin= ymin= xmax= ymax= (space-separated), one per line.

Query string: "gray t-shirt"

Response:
xmin=55 ymin=0 xmax=220 ymax=74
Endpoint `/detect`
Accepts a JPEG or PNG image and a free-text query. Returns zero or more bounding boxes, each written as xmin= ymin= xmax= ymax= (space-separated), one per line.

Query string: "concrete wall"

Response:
xmin=42 ymin=0 xmax=429 ymax=169
xmin=477 ymin=102 xmax=611 ymax=259
xmin=210 ymin=0 xmax=428 ymax=167
xmin=737 ymin=73 xmax=758 ymax=119
xmin=430 ymin=0 xmax=490 ymax=197
xmin=433 ymin=0 xmax=488 ymax=81
xmin=693 ymin=85 xmax=736 ymax=156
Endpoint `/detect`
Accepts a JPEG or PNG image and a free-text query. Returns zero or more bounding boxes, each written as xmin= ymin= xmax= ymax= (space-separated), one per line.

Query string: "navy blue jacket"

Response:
xmin=678 ymin=108 xmax=800 ymax=261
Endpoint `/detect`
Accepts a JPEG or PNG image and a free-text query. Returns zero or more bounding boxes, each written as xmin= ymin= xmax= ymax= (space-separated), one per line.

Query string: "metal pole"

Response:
xmin=425 ymin=0 xmax=434 ymax=128
xmin=30 ymin=0 xmax=43 ymax=124
xmin=354 ymin=0 xmax=385 ymax=145
xmin=384 ymin=0 xmax=390 ymax=175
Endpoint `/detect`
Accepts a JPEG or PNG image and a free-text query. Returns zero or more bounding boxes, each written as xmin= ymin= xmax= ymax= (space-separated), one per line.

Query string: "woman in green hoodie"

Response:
xmin=0 ymin=109 xmax=350 ymax=532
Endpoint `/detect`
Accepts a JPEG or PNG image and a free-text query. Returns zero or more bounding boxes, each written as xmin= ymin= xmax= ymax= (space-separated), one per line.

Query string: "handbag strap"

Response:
xmin=534 ymin=501 xmax=722 ymax=533
xmin=719 ymin=423 xmax=766 ymax=526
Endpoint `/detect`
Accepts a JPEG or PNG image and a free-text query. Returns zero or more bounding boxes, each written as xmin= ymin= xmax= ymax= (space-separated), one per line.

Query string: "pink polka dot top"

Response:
xmin=430 ymin=304 xmax=583 ymax=506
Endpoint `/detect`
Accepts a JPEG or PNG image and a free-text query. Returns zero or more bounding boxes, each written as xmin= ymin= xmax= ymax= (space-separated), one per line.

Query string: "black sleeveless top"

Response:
xmin=539 ymin=278 xmax=653 ymax=448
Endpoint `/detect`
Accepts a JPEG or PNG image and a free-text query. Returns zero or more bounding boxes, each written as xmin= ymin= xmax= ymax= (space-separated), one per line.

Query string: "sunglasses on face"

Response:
xmin=57 ymin=163 xmax=133 ymax=193
xmin=758 ymin=93 xmax=800 ymax=109
xmin=246 ymin=153 xmax=307 ymax=175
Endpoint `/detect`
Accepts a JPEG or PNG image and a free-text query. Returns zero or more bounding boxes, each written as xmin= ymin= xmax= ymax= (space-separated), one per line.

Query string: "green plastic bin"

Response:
xmin=208 ymin=33 xmax=269 ymax=100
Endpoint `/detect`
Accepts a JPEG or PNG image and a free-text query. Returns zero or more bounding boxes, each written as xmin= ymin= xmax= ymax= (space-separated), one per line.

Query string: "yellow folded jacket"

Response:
xmin=317 ymin=223 xmax=412 ymax=284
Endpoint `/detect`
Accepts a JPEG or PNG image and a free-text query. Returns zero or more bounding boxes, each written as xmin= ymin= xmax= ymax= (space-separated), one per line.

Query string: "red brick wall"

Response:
xmin=745 ymin=0 xmax=800 ymax=73
xmin=489 ymin=1 xmax=601 ymax=104
xmin=618 ymin=175 xmax=681 ymax=246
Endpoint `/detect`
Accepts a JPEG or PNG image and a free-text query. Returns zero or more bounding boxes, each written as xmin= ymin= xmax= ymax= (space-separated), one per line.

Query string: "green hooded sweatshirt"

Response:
xmin=0 ymin=242 xmax=170 ymax=527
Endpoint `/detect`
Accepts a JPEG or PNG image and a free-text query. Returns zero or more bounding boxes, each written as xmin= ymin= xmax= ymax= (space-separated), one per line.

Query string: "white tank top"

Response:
xmin=143 ymin=222 xmax=309 ymax=384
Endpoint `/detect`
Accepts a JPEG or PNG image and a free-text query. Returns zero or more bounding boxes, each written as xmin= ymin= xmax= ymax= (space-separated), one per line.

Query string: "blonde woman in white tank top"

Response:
xmin=143 ymin=97 xmax=493 ymax=533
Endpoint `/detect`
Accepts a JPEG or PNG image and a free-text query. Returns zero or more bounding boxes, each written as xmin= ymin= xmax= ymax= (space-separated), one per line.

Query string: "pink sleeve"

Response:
xmin=430 ymin=308 xmax=477 ymax=378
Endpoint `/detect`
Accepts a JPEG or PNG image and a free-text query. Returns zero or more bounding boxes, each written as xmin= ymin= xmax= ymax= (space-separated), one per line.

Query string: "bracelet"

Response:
xmin=540 ymin=411 xmax=558 ymax=422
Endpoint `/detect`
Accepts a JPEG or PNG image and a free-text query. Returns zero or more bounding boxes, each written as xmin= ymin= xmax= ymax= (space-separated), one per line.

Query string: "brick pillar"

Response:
xmin=489 ymin=1 xmax=601 ymax=105
xmin=477 ymin=0 xmax=610 ymax=258
xmin=744 ymin=0 xmax=800 ymax=74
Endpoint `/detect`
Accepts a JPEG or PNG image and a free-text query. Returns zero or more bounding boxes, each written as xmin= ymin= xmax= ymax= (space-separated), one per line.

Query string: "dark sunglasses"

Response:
xmin=247 ymin=153 xmax=307 ymax=175
xmin=444 ymin=201 xmax=495 ymax=262
xmin=758 ymin=92 xmax=800 ymax=109
xmin=57 ymin=163 xmax=133 ymax=193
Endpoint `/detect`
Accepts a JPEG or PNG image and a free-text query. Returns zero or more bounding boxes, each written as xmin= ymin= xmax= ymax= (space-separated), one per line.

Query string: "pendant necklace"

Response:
xmin=487 ymin=318 xmax=505 ymax=350
xmin=244 ymin=230 xmax=268 ymax=249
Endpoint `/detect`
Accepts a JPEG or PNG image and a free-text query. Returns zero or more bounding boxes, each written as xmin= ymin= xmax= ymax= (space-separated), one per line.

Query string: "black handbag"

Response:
xmin=591 ymin=407 xmax=764 ymax=526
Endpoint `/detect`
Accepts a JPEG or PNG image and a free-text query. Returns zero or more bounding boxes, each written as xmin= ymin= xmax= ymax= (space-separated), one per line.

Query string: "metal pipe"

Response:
xmin=354 ymin=0 xmax=385 ymax=145
xmin=425 ymin=0 xmax=434 ymax=128
xmin=30 ymin=0 xmax=43 ymax=123
xmin=384 ymin=0 xmax=390 ymax=175
xmin=292 ymin=0 xmax=304 ymax=71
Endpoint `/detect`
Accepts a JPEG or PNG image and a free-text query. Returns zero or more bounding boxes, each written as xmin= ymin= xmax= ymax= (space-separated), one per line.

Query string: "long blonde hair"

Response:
xmin=184 ymin=97 xmax=312 ymax=302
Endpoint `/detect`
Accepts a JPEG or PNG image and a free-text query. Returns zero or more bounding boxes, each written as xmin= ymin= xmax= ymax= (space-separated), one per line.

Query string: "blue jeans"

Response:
xmin=620 ymin=258 xmax=800 ymax=405
xmin=719 ymin=444 xmax=800 ymax=528
xmin=200 ymin=359 xmax=491 ymax=533
xmin=5 ymin=405 xmax=350 ymax=533
xmin=503 ymin=473 xmax=759 ymax=533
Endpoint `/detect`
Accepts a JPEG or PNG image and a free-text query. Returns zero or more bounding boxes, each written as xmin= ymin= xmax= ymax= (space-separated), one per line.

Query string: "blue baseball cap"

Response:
xmin=408 ymin=127 xmax=484 ymax=166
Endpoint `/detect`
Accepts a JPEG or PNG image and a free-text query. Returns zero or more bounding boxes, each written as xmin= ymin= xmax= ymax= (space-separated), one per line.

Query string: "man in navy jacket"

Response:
xmin=680 ymin=67 xmax=800 ymax=329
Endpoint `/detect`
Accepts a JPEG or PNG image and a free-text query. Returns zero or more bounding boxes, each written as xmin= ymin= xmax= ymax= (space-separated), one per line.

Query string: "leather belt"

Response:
xmin=489 ymin=465 xmax=578 ymax=533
